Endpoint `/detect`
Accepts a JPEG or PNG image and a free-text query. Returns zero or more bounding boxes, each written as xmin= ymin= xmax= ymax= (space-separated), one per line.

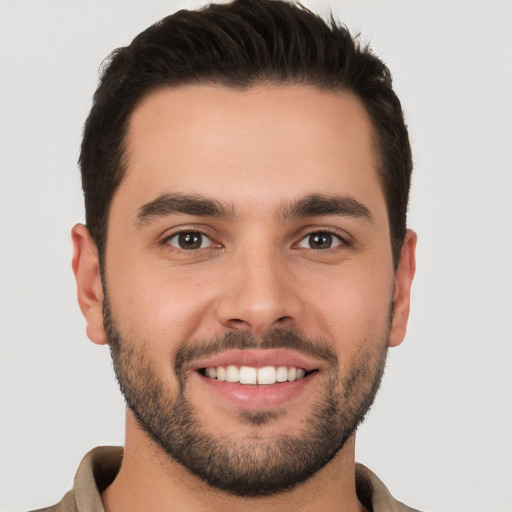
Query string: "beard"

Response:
xmin=104 ymin=296 xmax=389 ymax=497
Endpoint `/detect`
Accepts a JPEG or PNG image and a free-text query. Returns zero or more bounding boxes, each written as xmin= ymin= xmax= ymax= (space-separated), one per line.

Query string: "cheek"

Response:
xmin=302 ymin=265 xmax=394 ymax=347
xmin=105 ymin=254 xmax=216 ymax=351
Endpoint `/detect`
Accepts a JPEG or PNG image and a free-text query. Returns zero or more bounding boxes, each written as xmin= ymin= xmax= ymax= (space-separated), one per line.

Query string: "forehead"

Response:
xmin=119 ymin=84 xmax=385 ymax=220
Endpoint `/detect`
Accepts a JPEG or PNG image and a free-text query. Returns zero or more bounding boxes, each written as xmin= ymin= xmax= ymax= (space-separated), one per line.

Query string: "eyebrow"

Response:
xmin=278 ymin=194 xmax=373 ymax=222
xmin=136 ymin=193 xmax=235 ymax=226
xmin=135 ymin=192 xmax=372 ymax=227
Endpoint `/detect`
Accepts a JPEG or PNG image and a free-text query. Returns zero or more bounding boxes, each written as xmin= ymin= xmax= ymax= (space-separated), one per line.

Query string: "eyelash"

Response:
xmin=161 ymin=227 xmax=350 ymax=254
xmin=296 ymin=228 xmax=349 ymax=250
xmin=162 ymin=229 xmax=217 ymax=252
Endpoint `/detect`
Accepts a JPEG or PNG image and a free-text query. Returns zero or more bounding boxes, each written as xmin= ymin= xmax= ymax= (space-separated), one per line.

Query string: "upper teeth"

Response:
xmin=204 ymin=365 xmax=306 ymax=385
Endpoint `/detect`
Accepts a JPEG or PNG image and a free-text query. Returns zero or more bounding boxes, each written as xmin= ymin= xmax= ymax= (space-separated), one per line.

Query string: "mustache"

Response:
xmin=174 ymin=328 xmax=339 ymax=375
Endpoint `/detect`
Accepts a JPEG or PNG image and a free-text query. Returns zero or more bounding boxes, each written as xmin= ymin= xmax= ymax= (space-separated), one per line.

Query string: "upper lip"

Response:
xmin=189 ymin=349 xmax=321 ymax=373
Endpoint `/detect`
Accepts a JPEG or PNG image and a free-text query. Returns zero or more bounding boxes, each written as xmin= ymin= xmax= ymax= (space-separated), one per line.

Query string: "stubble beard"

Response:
xmin=104 ymin=297 xmax=389 ymax=497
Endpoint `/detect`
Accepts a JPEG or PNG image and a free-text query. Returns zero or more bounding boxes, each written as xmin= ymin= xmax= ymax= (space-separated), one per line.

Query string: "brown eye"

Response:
xmin=298 ymin=232 xmax=343 ymax=250
xmin=167 ymin=231 xmax=210 ymax=250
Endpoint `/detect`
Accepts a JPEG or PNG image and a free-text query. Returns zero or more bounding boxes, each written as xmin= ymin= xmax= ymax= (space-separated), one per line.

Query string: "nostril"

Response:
xmin=224 ymin=315 xmax=294 ymax=333
xmin=227 ymin=318 xmax=248 ymax=329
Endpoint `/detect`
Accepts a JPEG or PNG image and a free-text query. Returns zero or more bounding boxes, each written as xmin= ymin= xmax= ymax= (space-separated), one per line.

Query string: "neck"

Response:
xmin=102 ymin=414 xmax=365 ymax=512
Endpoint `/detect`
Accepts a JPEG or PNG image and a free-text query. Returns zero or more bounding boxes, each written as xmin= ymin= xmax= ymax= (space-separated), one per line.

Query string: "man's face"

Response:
xmin=92 ymin=85 xmax=413 ymax=495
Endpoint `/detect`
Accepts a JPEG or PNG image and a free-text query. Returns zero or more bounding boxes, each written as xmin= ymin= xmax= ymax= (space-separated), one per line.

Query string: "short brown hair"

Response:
xmin=80 ymin=0 xmax=412 ymax=267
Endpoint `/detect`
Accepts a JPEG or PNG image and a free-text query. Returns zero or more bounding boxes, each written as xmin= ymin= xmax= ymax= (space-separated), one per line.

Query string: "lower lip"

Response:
xmin=193 ymin=372 xmax=317 ymax=410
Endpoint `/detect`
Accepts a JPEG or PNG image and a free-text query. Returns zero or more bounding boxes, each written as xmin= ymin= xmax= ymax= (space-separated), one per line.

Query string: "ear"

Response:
xmin=71 ymin=224 xmax=108 ymax=345
xmin=389 ymin=229 xmax=417 ymax=348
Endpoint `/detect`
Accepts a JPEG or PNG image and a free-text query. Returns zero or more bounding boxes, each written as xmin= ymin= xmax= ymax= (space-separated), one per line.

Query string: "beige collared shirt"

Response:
xmin=31 ymin=446 xmax=422 ymax=512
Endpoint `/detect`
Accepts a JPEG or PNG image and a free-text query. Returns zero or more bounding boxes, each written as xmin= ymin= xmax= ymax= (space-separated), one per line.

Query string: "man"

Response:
xmin=35 ymin=0 xmax=418 ymax=510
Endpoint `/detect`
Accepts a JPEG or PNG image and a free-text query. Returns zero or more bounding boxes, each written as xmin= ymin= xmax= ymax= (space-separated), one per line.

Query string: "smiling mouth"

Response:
xmin=198 ymin=365 xmax=317 ymax=385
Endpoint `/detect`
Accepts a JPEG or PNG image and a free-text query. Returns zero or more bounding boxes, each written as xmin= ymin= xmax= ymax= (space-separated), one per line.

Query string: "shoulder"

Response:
xmin=355 ymin=463 xmax=424 ymax=512
xmin=27 ymin=490 xmax=77 ymax=512
xmin=27 ymin=446 xmax=123 ymax=512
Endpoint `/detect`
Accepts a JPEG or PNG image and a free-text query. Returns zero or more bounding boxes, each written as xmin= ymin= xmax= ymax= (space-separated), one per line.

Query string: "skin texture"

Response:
xmin=72 ymin=84 xmax=416 ymax=512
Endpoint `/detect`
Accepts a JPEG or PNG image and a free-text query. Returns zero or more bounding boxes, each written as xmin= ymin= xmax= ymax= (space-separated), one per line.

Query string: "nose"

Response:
xmin=215 ymin=247 xmax=302 ymax=336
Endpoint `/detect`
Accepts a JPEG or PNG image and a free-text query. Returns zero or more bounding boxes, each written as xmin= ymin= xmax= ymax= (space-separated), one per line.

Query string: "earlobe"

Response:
xmin=389 ymin=229 xmax=417 ymax=348
xmin=71 ymin=224 xmax=108 ymax=345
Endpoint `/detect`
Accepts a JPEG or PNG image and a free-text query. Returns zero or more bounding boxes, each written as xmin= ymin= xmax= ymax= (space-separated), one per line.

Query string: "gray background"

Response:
xmin=1 ymin=1 xmax=511 ymax=511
